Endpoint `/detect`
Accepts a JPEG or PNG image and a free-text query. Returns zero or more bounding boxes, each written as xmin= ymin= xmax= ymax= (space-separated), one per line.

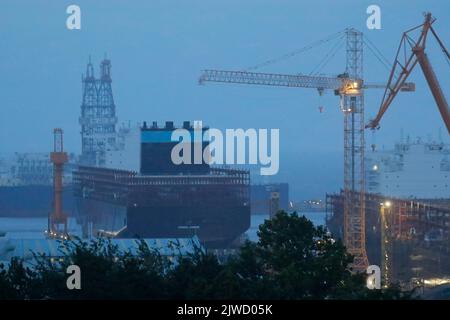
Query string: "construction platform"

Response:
xmin=326 ymin=191 xmax=450 ymax=286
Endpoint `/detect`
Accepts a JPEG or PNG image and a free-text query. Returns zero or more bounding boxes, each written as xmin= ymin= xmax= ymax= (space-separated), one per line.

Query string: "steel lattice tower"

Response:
xmin=79 ymin=57 xmax=118 ymax=166
xmin=198 ymin=28 xmax=375 ymax=271
xmin=343 ymin=29 xmax=368 ymax=271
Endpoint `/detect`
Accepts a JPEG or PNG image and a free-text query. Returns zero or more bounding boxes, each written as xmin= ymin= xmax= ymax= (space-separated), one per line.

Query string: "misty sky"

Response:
xmin=0 ymin=0 xmax=449 ymax=200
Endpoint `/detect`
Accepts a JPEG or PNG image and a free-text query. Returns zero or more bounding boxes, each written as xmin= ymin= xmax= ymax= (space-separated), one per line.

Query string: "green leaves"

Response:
xmin=0 ymin=212 xmax=414 ymax=300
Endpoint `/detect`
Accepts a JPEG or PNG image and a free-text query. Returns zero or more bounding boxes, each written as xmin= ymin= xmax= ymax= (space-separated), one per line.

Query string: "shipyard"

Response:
xmin=0 ymin=1 xmax=450 ymax=304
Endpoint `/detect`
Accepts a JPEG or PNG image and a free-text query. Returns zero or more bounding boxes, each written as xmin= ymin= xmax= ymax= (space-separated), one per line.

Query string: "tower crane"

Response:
xmin=367 ymin=13 xmax=450 ymax=134
xmin=199 ymin=29 xmax=414 ymax=271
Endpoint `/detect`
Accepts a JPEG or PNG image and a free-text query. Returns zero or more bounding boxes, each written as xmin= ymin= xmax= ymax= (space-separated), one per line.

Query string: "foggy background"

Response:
xmin=0 ymin=0 xmax=449 ymax=200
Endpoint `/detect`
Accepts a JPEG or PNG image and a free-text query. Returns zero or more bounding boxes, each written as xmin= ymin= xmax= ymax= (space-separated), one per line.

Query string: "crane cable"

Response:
xmin=430 ymin=27 xmax=450 ymax=69
xmin=244 ymin=30 xmax=346 ymax=71
xmin=363 ymin=35 xmax=393 ymax=69
xmin=309 ymin=34 xmax=346 ymax=76
xmin=243 ymin=30 xmax=414 ymax=81
xmin=362 ymin=35 xmax=399 ymax=80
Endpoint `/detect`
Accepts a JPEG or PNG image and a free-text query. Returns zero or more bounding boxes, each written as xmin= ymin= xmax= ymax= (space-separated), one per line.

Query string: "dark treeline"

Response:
xmin=0 ymin=211 xmax=416 ymax=300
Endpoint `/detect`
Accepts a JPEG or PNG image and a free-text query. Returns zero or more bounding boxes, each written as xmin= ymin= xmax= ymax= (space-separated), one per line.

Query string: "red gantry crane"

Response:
xmin=199 ymin=29 xmax=414 ymax=271
xmin=47 ymin=128 xmax=69 ymax=239
xmin=366 ymin=12 xmax=449 ymax=284
xmin=367 ymin=13 xmax=450 ymax=134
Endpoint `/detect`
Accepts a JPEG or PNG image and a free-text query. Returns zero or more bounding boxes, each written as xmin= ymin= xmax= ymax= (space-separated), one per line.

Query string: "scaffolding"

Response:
xmin=327 ymin=191 xmax=450 ymax=284
xmin=343 ymin=29 xmax=368 ymax=271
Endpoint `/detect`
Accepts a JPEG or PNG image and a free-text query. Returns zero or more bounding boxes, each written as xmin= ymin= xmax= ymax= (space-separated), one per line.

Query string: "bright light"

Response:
xmin=353 ymin=81 xmax=358 ymax=88
xmin=384 ymin=201 xmax=392 ymax=207
xmin=372 ymin=165 xmax=378 ymax=171
xmin=424 ymin=278 xmax=450 ymax=286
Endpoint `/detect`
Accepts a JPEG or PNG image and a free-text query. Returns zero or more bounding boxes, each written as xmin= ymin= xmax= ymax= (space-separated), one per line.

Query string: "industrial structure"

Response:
xmin=79 ymin=57 xmax=118 ymax=167
xmin=0 ymin=152 xmax=76 ymax=218
xmin=48 ymin=128 xmax=69 ymax=238
xmin=2 ymin=13 xmax=447 ymax=290
xmin=326 ymin=192 xmax=450 ymax=287
xmin=199 ymin=29 xmax=414 ymax=270
xmin=74 ymin=121 xmax=251 ymax=248
xmin=366 ymin=137 xmax=450 ymax=199
xmin=75 ymin=58 xmax=252 ymax=248
xmin=250 ymin=183 xmax=289 ymax=216
xmin=269 ymin=192 xmax=280 ymax=218
xmin=359 ymin=13 xmax=450 ymax=285
xmin=367 ymin=13 xmax=450 ymax=134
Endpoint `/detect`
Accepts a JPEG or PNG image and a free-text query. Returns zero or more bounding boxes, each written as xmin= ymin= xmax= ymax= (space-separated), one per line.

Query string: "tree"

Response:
xmin=227 ymin=211 xmax=415 ymax=299
xmin=0 ymin=211 xmax=416 ymax=299
xmin=226 ymin=211 xmax=350 ymax=299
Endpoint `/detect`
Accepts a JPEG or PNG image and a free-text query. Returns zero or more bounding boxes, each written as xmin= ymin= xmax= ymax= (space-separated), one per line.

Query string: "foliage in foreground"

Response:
xmin=0 ymin=211 xmax=416 ymax=300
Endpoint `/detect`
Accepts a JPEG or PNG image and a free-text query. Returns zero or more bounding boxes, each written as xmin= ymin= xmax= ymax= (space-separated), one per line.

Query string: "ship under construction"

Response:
xmin=74 ymin=121 xmax=251 ymax=248
xmin=68 ymin=57 xmax=249 ymax=248
xmin=326 ymin=191 xmax=450 ymax=286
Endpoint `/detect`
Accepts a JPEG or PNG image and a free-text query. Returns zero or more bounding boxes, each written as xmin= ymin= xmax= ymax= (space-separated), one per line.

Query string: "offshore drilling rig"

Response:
xmin=79 ymin=57 xmax=118 ymax=167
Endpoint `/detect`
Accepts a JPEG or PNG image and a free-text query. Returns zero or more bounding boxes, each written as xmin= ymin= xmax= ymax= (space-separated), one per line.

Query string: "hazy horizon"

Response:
xmin=1 ymin=0 xmax=449 ymax=200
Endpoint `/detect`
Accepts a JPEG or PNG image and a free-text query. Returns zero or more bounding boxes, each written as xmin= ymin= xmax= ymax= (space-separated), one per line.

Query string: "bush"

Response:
xmin=0 ymin=211 xmax=415 ymax=300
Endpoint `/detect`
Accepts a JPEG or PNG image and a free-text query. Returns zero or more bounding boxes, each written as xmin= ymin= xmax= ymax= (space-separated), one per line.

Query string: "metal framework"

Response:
xmin=342 ymin=29 xmax=368 ymax=270
xmin=367 ymin=13 xmax=450 ymax=134
xmin=73 ymin=166 xmax=250 ymax=205
xmin=199 ymin=69 xmax=412 ymax=93
xmin=380 ymin=202 xmax=393 ymax=287
xmin=49 ymin=128 xmax=68 ymax=237
xmin=73 ymin=165 xmax=251 ymax=242
xmin=79 ymin=58 xmax=118 ymax=166
xmin=200 ymin=69 xmax=350 ymax=90
xmin=327 ymin=191 xmax=450 ymax=284
xmin=199 ymin=28 xmax=378 ymax=271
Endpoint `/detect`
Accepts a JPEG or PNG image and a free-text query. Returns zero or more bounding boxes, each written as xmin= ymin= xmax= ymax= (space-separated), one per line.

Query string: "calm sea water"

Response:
xmin=0 ymin=212 xmax=326 ymax=241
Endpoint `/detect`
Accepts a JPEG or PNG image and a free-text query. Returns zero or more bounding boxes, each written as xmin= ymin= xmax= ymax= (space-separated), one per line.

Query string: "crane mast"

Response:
xmin=342 ymin=29 xmax=368 ymax=270
xmin=200 ymin=29 xmax=382 ymax=271
xmin=367 ymin=13 xmax=450 ymax=134
xmin=199 ymin=29 xmax=416 ymax=271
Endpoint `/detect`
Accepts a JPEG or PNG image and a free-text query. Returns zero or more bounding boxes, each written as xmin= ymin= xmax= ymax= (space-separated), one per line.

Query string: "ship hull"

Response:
xmin=74 ymin=166 xmax=251 ymax=248
xmin=76 ymin=199 xmax=249 ymax=248
xmin=127 ymin=205 xmax=249 ymax=247
xmin=0 ymin=185 xmax=75 ymax=217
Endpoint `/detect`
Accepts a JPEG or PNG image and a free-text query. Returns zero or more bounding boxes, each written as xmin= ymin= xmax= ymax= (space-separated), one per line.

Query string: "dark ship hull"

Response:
xmin=0 ymin=185 xmax=75 ymax=217
xmin=74 ymin=166 xmax=251 ymax=248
